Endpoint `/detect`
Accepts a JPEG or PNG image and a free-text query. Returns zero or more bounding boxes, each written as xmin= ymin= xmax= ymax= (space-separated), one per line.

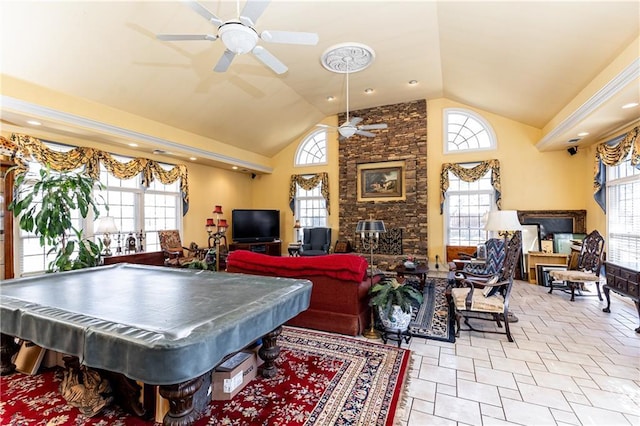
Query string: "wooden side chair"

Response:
xmin=548 ymin=230 xmax=605 ymax=302
xmin=158 ymin=230 xmax=199 ymax=267
xmin=450 ymin=231 xmax=522 ymax=342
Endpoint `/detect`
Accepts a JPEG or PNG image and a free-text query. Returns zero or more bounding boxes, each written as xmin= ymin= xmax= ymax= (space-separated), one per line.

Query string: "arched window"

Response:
xmin=295 ymin=129 xmax=327 ymax=166
xmin=444 ymin=108 xmax=497 ymax=153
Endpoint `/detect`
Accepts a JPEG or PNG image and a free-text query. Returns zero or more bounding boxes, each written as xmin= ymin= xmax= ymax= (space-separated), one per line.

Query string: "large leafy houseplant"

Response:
xmin=8 ymin=166 xmax=105 ymax=272
xmin=369 ymin=277 xmax=424 ymax=320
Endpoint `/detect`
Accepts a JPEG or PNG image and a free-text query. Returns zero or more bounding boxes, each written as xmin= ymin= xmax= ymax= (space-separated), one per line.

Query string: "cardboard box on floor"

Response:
xmin=212 ymin=350 xmax=258 ymax=401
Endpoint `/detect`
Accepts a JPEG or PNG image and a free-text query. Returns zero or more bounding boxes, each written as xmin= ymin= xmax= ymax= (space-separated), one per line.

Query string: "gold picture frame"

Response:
xmin=357 ymin=161 xmax=406 ymax=202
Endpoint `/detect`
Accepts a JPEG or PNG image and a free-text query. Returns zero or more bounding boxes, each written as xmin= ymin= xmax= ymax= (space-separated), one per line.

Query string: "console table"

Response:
xmin=603 ymin=261 xmax=640 ymax=333
xmin=229 ymin=241 xmax=282 ymax=256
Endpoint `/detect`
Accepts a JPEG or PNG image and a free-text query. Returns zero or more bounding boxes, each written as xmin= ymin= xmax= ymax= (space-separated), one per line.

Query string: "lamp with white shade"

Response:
xmin=484 ymin=210 xmax=523 ymax=237
xmin=95 ymin=216 xmax=119 ymax=256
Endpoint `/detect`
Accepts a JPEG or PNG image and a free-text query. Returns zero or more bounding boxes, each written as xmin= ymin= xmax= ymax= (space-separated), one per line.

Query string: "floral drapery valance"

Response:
xmin=289 ymin=172 xmax=330 ymax=214
xmin=440 ymin=159 xmax=502 ymax=214
xmin=1 ymin=133 xmax=190 ymax=215
xmin=593 ymin=126 xmax=639 ymax=212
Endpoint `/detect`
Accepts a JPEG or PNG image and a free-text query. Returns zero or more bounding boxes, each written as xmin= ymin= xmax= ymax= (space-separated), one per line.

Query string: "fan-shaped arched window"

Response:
xmin=295 ymin=129 xmax=327 ymax=166
xmin=444 ymin=108 xmax=497 ymax=153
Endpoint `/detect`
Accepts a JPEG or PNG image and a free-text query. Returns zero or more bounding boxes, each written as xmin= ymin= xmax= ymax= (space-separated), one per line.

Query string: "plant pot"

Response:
xmin=378 ymin=305 xmax=413 ymax=332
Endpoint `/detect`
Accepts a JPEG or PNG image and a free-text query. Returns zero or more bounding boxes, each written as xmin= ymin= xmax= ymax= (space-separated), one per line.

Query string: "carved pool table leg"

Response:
xmin=159 ymin=375 xmax=205 ymax=426
xmin=259 ymin=326 xmax=283 ymax=378
xmin=0 ymin=333 xmax=19 ymax=375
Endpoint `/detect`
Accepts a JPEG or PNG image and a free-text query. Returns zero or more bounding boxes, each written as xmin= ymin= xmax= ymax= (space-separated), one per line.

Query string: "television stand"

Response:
xmin=229 ymin=241 xmax=282 ymax=257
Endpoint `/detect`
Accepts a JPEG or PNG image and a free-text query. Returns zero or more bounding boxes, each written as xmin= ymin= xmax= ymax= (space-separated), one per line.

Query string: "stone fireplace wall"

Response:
xmin=338 ymin=100 xmax=428 ymax=268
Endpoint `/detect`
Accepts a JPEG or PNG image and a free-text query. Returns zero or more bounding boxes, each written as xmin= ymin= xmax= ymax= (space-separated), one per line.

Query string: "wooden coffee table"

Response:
xmin=392 ymin=264 xmax=429 ymax=289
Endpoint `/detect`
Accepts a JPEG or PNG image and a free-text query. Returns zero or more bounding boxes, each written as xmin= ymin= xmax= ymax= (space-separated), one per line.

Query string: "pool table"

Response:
xmin=0 ymin=264 xmax=312 ymax=425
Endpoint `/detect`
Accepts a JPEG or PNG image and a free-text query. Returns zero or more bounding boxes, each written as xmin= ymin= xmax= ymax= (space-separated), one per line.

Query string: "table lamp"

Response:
xmin=206 ymin=205 xmax=228 ymax=271
xmin=484 ymin=210 xmax=522 ymax=238
xmin=294 ymin=219 xmax=301 ymax=243
xmin=95 ymin=216 xmax=119 ymax=256
xmin=356 ymin=217 xmax=386 ymax=339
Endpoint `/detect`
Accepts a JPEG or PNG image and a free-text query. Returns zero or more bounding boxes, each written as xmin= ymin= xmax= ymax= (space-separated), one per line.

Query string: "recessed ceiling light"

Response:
xmin=364 ymin=88 xmax=374 ymax=94
xmin=189 ymin=157 xmax=197 ymax=161
xmin=26 ymin=120 xmax=42 ymax=126
xmin=326 ymin=96 xmax=335 ymax=101
xmin=622 ymin=102 xmax=639 ymax=109
xmin=577 ymin=132 xmax=589 ymax=137
xmin=128 ymin=143 xmax=138 ymax=147
xmin=408 ymin=80 xmax=418 ymax=85
xmin=232 ymin=166 xmax=238 ymax=170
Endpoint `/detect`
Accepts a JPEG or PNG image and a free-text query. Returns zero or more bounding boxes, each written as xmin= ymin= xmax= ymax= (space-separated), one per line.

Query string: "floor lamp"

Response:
xmin=356 ymin=217 xmax=386 ymax=339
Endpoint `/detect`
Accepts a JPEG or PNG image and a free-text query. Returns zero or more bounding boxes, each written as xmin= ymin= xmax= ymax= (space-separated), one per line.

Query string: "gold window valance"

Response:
xmin=289 ymin=172 xmax=330 ymax=214
xmin=440 ymin=159 xmax=502 ymax=214
xmin=593 ymin=125 xmax=639 ymax=211
xmin=1 ymin=133 xmax=190 ymax=215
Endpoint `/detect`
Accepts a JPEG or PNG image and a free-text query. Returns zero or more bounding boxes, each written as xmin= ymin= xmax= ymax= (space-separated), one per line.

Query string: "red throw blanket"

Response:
xmin=227 ymin=251 xmax=369 ymax=282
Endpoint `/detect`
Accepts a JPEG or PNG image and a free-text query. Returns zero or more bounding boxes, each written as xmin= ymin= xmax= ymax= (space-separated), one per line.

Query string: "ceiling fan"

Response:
xmin=317 ymin=57 xmax=388 ymax=139
xmin=157 ymin=0 xmax=319 ymax=74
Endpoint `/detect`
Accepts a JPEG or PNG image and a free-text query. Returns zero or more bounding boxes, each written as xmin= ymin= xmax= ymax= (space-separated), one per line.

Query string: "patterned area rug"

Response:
xmin=408 ymin=277 xmax=456 ymax=343
xmin=0 ymin=327 xmax=411 ymax=425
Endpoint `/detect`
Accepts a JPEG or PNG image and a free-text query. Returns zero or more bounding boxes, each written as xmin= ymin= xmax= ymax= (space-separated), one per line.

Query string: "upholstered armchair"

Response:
xmin=462 ymin=238 xmax=506 ymax=276
xmin=158 ymin=230 xmax=199 ymax=267
xmin=300 ymin=227 xmax=332 ymax=256
xmin=548 ymin=230 xmax=605 ymax=302
xmin=450 ymin=231 xmax=522 ymax=342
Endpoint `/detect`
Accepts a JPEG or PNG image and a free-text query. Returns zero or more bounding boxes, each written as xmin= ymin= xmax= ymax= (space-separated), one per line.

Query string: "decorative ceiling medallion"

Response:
xmin=321 ymin=42 xmax=375 ymax=73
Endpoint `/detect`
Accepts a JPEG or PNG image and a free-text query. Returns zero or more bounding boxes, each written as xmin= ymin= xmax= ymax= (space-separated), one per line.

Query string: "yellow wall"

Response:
xmin=251 ymin=116 xmax=340 ymax=254
xmin=426 ymin=98 xmax=597 ymax=266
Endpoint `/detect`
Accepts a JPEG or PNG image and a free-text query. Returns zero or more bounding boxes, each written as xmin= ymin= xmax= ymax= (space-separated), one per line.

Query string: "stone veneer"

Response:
xmin=338 ymin=100 xmax=428 ymax=268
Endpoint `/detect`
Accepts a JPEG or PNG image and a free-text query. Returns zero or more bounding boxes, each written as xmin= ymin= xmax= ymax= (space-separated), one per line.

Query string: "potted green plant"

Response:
xmin=8 ymin=166 xmax=105 ymax=272
xmin=369 ymin=277 xmax=424 ymax=331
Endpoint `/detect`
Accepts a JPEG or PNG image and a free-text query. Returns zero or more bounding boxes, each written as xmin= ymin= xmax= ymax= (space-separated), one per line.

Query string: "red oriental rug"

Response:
xmin=0 ymin=327 xmax=411 ymax=425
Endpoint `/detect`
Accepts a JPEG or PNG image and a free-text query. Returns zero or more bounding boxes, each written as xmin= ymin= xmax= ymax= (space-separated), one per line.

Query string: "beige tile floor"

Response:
xmin=391 ymin=277 xmax=640 ymax=426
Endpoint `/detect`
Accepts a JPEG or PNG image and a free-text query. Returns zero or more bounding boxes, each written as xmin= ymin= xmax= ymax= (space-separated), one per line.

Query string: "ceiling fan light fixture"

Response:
xmin=219 ymin=23 xmax=258 ymax=54
xmin=338 ymin=126 xmax=357 ymax=138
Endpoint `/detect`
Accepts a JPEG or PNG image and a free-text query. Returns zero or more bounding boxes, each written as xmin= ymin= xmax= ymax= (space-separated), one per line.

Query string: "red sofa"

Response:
xmin=226 ymin=250 xmax=381 ymax=336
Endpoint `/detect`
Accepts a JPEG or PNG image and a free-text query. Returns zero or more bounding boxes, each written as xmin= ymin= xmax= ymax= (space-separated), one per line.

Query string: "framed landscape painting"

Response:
xmin=357 ymin=161 xmax=406 ymax=202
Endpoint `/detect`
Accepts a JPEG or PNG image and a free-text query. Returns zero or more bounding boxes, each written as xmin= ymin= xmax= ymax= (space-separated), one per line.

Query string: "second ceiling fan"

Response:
xmin=318 ymin=43 xmax=388 ymax=140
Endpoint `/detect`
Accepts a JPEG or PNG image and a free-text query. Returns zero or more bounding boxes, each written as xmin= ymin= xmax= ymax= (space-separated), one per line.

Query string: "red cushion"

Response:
xmin=226 ymin=251 xmax=368 ymax=282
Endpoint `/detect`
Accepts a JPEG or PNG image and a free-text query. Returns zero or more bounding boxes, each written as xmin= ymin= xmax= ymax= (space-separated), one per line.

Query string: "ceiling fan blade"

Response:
xmin=260 ymin=30 xmax=319 ymax=45
xmin=359 ymin=123 xmax=388 ymax=130
xmin=157 ymin=34 xmax=217 ymax=41
xmin=349 ymin=117 xmax=363 ymax=126
xmin=239 ymin=0 xmax=270 ymax=27
xmin=252 ymin=45 xmax=287 ymax=74
xmin=356 ymin=130 xmax=376 ymax=137
xmin=213 ymin=50 xmax=236 ymax=73
xmin=185 ymin=0 xmax=223 ymax=27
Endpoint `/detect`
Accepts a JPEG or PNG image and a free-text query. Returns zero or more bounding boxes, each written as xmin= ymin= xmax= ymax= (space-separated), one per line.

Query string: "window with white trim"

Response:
xmin=445 ymin=167 xmax=494 ymax=245
xmin=295 ymin=129 xmax=327 ymax=166
xmin=607 ymin=150 xmax=640 ymax=264
xmin=16 ymin=142 xmax=181 ymax=276
xmin=295 ymin=181 xmax=327 ymax=232
xmin=444 ymin=108 xmax=496 ymax=153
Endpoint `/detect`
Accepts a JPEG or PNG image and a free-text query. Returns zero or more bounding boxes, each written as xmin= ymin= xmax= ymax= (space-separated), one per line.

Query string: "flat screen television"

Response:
xmin=231 ymin=209 xmax=280 ymax=243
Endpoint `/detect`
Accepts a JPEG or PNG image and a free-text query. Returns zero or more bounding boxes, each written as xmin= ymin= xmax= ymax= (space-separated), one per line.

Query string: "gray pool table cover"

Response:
xmin=0 ymin=264 xmax=312 ymax=384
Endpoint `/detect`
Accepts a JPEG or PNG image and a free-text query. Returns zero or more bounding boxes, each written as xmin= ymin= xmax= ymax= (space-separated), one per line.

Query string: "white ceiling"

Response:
xmin=1 ymin=1 xmax=639 ymax=163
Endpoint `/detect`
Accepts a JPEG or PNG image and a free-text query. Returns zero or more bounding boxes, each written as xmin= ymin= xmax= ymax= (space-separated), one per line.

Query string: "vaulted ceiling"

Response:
xmin=1 ymin=1 xmax=639 ymax=166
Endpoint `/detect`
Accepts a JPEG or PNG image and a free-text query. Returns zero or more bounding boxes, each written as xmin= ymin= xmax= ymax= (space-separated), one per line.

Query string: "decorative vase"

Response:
xmin=378 ymin=305 xmax=413 ymax=331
